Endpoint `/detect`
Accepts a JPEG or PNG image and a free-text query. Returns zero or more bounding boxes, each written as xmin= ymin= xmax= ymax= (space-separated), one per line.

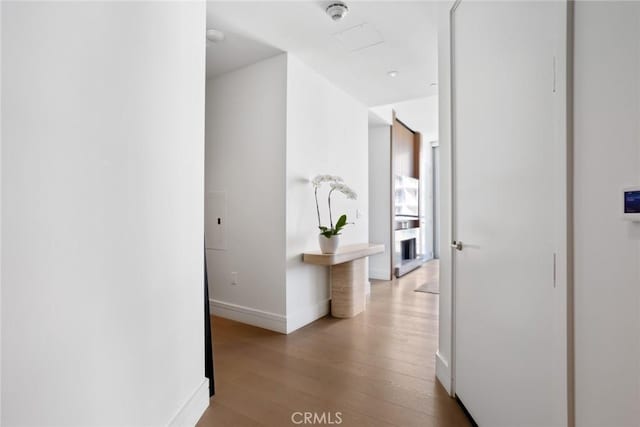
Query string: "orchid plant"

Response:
xmin=312 ymin=174 xmax=358 ymax=238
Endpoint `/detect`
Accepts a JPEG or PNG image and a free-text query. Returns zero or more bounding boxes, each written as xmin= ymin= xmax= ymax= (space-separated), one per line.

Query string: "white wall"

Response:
xmin=436 ymin=0 xmax=456 ymax=394
xmin=419 ymin=135 xmax=434 ymax=261
xmin=285 ymin=55 xmax=369 ymax=332
xmin=205 ymin=53 xmax=368 ymax=334
xmin=2 ymin=2 xmax=208 ymax=425
xmin=574 ymin=2 xmax=640 ymax=425
xmin=369 ymin=105 xmax=393 ymax=125
xmin=433 ymin=146 xmax=441 ymax=258
xmin=392 ymin=96 xmax=439 ymax=144
xmin=0 ymin=0 xmax=3 ymax=421
xmin=368 ymin=125 xmax=392 ymax=280
xmin=205 ymin=54 xmax=288 ymax=332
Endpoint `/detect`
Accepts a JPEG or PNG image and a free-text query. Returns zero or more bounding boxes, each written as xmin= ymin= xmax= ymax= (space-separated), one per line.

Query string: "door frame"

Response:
xmin=447 ymin=0 xmax=575 ymax=424
xmin=448 ymin=0 xmax=461 ymax=401
xmin=432 ymin=142 xmax=440 ymax=259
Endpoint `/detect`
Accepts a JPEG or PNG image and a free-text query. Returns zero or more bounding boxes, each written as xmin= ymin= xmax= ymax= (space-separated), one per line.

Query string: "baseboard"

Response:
xmin=286 ymin=298 xmax=330 ymax=334
xmin=209 ymin=299 xmax=287 ymax=333
xmin=369 ymin=268 xmax=391 ymax=281
xmin=168 ymin=378 xmax=210 ymax=427
xmin=436 ymin=351 xmax=452 ymax=395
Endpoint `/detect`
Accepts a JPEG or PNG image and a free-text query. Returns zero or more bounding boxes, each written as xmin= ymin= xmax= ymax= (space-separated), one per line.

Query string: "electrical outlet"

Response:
xmin=231 ymin=272 xmax=238 ymax=285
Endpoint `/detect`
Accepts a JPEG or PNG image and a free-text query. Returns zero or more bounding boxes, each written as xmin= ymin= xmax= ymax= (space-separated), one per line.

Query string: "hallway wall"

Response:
xmin=285 ymin=55 xmax=369 ymax=332
xmin=205 ymin=54 xmax=368 ymax=334
xmin=368 ymin=125 xmax=392 ymax=280
xmin=205 ymin=54 xmax=288 ymax=329
xmin=574 ymin=2 xmax=640 ymax=425
xmin=1 ymin=2 xmax=208 ymax=425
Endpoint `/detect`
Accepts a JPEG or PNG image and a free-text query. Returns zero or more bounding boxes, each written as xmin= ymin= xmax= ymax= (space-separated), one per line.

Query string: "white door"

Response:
xmin=452 ymin=1 xmax=568 ymax=426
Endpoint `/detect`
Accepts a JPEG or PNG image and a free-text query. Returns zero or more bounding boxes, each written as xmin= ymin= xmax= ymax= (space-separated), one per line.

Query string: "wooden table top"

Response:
xmin=302 ymin=243 xmax=385 ymax=266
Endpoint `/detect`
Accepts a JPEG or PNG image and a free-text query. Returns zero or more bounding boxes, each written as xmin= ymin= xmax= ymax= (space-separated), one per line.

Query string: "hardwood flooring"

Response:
xmin=196 ymin=260 xmax=470 ymax=427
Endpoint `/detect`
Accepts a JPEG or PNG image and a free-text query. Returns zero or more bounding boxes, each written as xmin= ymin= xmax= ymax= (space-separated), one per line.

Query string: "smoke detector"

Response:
xmin=326 ymin=2 xmax=349 ymax=21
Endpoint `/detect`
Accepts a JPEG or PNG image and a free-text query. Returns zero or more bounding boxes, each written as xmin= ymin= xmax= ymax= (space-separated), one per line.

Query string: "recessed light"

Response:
xmin=388 ymin=70 xmax=399 ymax=78
xmin=206 ymin=29 xmax=225 ymax=43
xmin=430 ymin=82 xmax=438 ymax=87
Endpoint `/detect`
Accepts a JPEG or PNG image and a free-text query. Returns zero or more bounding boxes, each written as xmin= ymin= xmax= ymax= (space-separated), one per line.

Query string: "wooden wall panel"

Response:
xmin=392 ymin=118 xmax=417 ymax=178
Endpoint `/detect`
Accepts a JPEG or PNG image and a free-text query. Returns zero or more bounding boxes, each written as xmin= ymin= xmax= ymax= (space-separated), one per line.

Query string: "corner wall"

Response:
xmin=2 ymin=2 xmax=208 ymax=424
xmin=574 ymin=2 xmax=640 ymax=425
xmin=285 ymin=55 xmax=369 ymax=332
xmin=205 ymin=54 xmax=288 ymax=332
xmin=205 ymin=54 xmax=369 ymax=334
xmin=368 ymin=125 xmax=392 ymax=281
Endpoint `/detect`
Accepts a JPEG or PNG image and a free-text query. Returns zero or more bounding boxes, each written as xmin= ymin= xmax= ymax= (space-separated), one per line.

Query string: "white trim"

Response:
xmin=168 ymin=378 xmax=209 ymax=427
xmin=449 ymin=0 xmax=463 ymax=397
xmin=369 ymin=268 xmax=391 ymax=281
xmin=210 ymin=299 xmax=287 ymax=333
xmin=286 ymin=298 xmax=330 ymax=334
xmin=435 ymin=351 xmax=452 ymax=395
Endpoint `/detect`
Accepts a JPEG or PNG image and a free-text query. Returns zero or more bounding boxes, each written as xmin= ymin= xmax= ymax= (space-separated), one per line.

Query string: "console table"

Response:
xmin=303 ymin=243 xmax=384 ymax=318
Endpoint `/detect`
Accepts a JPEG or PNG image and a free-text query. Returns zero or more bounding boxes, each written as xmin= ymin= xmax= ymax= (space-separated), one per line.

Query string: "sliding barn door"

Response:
xmin=452 ymin=1 xmax=569 ymax=426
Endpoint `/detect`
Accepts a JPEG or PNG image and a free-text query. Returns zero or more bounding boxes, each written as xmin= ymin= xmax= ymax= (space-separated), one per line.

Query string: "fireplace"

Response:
xmin=394 ymin=226 xmax=423 ymax=278
xmin=401 ymin=238 xmax=417 ymax=261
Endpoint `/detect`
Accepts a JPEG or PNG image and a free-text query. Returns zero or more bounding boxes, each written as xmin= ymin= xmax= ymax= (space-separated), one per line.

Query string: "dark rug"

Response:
xmin=415 ymin=281 xmax=439 ymax=294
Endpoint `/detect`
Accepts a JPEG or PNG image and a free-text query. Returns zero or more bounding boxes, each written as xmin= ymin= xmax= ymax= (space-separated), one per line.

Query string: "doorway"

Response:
xmin=449 ymin=0 xmax=570 ymax=426
xmin=202 ymin=1 xmax=451 ymax=425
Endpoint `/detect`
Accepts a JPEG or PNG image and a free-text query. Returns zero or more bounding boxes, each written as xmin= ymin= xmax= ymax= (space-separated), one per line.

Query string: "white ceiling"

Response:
xmin=206 ymin=15 xmax=282 ymax=78
xmin=369 ymin=95 xmax=439 ymax=142
xmin=206 ymin=1 xmax=439 ymax=107
xmin=393 ymin=96 xmax=439 ymax=142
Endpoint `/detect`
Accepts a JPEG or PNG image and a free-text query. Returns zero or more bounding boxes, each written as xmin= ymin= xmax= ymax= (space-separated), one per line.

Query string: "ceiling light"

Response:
xmin=388 ymin=70 xmax=399 ymax=78
xmin=430 ymin=82 xmax=438 ymax=87
xmin=326 ymin=2 xmax=349 ymax=21
xmin=206 ymin=29 xmax=225 ymax=43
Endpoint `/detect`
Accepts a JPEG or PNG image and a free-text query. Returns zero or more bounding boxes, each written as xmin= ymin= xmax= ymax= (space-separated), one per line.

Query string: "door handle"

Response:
xmin=451 ymin=241 xmax=463 ymax=251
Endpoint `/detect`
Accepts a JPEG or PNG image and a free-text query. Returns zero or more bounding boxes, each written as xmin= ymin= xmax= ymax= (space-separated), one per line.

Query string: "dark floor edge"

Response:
xmin=455 ymin=395 xmax=479 ymax=427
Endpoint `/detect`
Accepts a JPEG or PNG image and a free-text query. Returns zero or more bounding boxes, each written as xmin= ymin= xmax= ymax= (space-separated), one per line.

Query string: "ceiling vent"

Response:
xmin=333 ymin=23 xmax=384 ymax=53
xmin=326 ymin=2 xmax=349 ymax=21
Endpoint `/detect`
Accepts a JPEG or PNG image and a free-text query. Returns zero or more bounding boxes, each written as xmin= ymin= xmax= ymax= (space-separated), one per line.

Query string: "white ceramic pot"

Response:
xmin=319 ymin=234 xmax=340 ymax=254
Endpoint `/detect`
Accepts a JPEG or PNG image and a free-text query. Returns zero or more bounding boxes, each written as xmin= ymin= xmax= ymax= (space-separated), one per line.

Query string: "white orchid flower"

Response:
xmin=312 ymin=174 xmax=356 ymax=233
xmin=330 ymin=182 xmax=358 ymax=200
xmin=311 ymin=174 xmax=343 ymax=188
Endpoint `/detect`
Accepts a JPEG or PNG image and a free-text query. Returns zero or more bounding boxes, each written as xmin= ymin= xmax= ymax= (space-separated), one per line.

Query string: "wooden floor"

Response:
xmin=197 ymin=261 xmax=470 ymax=427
